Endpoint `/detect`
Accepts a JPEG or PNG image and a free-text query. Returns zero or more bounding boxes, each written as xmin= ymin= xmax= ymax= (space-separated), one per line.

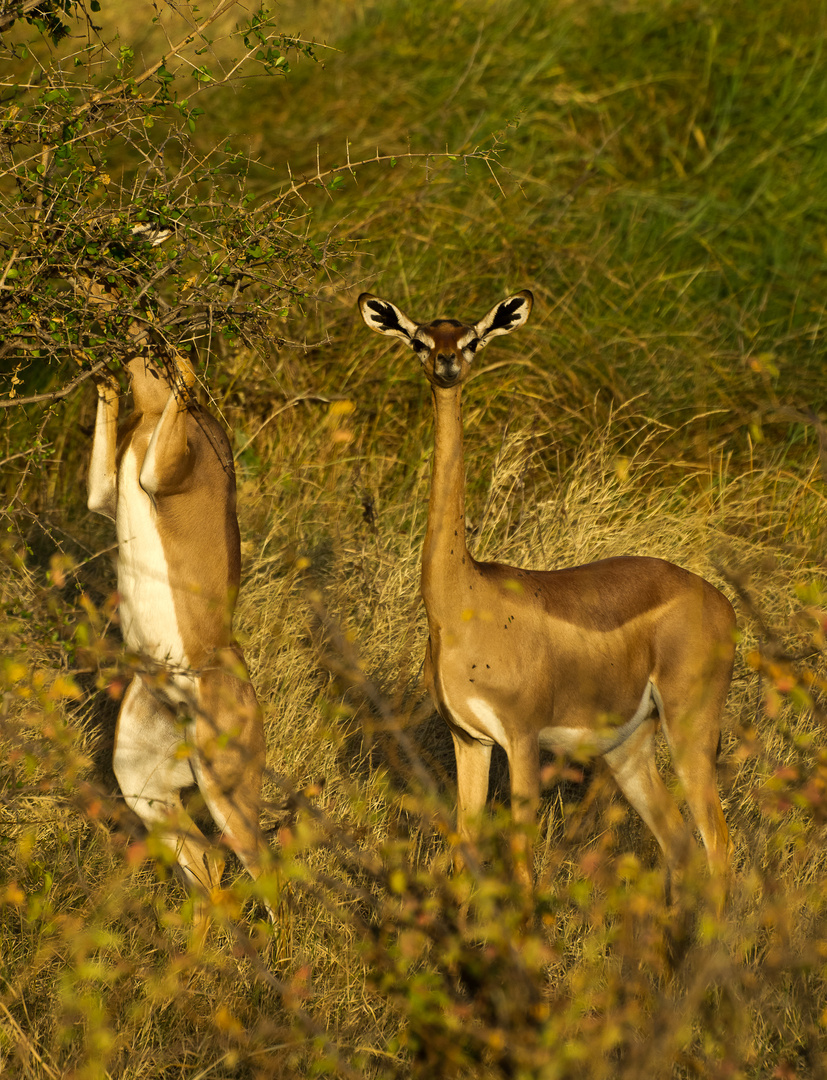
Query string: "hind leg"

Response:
xmin=194 ymin=665 xmax=273 ymax=916
xmin=604 ymin=716 xmax=694 ymax=880
xmin=655 ymin=667 xmax=732 ymax=881
xmin=654 ymin=592 xmax=735 ymax=884
xmin=651 ymin=690 xmax=731 ymax=918
xmin=113 ymin=676 xmax=224 ymax=894
xmin=664 ymin=714 xmax=731 ymax=879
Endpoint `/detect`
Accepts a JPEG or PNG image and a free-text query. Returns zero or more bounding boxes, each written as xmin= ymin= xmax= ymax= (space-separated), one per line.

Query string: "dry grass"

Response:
xmin=5 ymin=0 xmax=827 ymax=1075
xmin=4 ymin=384 xmax=827 ymax=1077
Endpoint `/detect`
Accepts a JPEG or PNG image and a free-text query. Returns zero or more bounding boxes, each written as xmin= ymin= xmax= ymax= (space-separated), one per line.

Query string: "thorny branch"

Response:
xmin=258 ymin=144 xmax=502 ymax=211
xmin=0 ymin=361 xmax=109 ymax=409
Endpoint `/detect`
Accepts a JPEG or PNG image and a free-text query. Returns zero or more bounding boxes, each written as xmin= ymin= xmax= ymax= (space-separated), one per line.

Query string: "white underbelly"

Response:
xmin=117 ymin=445 xmax=189 ymax=668
xmin=440 ymin=679 xmax=654 ymax=757
xmin=541 ymin=682 xmax=654 ymax=754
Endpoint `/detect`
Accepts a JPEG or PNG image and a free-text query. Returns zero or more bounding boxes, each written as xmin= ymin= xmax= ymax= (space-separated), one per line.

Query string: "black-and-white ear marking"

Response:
xmin=358 ymin=293 xmax=419 ymax=344
xmin=473 ymin=289 xmax=533 ymax=347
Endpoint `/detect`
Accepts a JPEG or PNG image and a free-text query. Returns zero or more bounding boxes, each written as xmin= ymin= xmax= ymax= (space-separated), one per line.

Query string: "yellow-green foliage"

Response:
xmin=3 ymin=0 xmax=827 ymax=1077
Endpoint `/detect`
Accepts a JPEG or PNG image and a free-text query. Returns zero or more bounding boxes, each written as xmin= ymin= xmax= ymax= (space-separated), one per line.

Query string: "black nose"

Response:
xmin=435 ymin=353 xmax=460 ymax=383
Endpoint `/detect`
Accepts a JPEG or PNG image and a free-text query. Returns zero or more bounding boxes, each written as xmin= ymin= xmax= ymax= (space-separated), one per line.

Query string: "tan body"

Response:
xmin=88 ymin=356 xmax=270 ymax=909
xmin=359 ymin=290 xmax=735 ymax=888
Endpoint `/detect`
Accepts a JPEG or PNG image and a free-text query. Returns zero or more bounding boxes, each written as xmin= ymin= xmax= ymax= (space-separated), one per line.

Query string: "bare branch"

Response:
xmin=257 ymin=148 xmax=498 ymax=212
xmin=234 ymin=394 xmax=336 ymax=460
xmin=129 ymin=0 xmax=239 ymax=90
xmin=0 ymin=360 xmax=109 ymax=409
xmin=0 ymin=0 xmax=55 ymax=34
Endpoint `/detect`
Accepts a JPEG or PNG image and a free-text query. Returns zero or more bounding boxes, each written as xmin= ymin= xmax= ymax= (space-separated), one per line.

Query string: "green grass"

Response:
xmin=4 ymin=0 xmax=827 ymax=1076
xmin=324 ymin=0 xmax=825 ymax=498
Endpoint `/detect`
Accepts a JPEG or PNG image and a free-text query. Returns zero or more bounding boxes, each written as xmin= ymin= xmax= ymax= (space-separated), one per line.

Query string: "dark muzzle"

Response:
xmin=434 ymin=353 xmax=461 ymax=385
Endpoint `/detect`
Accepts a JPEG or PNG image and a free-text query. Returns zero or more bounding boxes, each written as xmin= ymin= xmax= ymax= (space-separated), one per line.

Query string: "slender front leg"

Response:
xmin=507 ymin=734 xmax=540 ymax=888
xmin=87 ymin=375 xmax=120 ymax=520
xmin=451 ymin=730 xmax=492 ymax=874
xmin=140 ymin=356 xmax=196 ymax=497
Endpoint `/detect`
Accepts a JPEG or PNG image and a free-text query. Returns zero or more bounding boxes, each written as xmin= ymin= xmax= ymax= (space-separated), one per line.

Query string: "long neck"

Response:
xmin=422 ymin=384 xmax=471 ymax=607
xmin=127 ymin=356 xmax=171 ymax=415
xmin=127 ymin=354 xmax=194 ymax=416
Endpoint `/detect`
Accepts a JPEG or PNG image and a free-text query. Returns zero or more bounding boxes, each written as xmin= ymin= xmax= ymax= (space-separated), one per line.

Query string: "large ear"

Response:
xmin=473 ymin=290 xmax=533 ymax=347
xmin=358 ymin=293 xmax=420 ymax=344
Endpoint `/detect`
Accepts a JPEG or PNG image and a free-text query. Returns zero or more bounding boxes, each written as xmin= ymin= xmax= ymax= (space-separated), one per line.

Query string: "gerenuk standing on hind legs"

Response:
xmin=359 ymin=289 xmax=735 ymax=906
xmin=88 ymin=351 xmax=274 ymax=923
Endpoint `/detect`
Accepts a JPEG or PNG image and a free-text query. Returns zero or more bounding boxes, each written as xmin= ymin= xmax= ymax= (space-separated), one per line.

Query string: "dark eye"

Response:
xmin=466 ymin=338 xmax=481 ymax=353
xmin=412 ymin=339 xmax=430 ymax=355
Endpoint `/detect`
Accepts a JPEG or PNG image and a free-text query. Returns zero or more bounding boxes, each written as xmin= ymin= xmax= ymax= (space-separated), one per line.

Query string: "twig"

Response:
xmin=59 ymin=0 xmax=239 ymax=128
xmin=234 ymin=394 xmax=334 ymax=460
xmin=0 ymin=450 xmax=34 ymax=468
xmin=0 ymin=0 xmax=53 ymax=34
xmin=256 ymin=148 xmax=496 ymax=213
xmin=69 ymin=542 xmax=119 ymax=570
xmin=31 ymin=146 xmax=50 ymax=241
xmin=0 ymin=247 xmax=18 ymax=290
xmin=0 ymin=359 xmax=109 ymax=409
